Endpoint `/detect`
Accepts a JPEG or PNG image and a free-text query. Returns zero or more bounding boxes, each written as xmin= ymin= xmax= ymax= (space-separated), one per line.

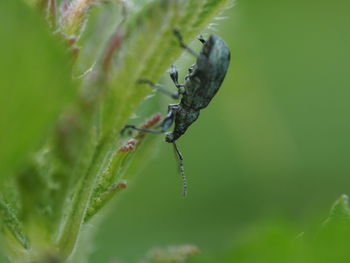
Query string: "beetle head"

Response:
xmin=165 ymin=132 xmax=175 ymax=143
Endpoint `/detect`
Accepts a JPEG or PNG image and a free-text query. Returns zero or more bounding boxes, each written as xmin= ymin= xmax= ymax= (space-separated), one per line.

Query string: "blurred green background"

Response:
xmin=90 ymin=0 xmax=350 ymax=262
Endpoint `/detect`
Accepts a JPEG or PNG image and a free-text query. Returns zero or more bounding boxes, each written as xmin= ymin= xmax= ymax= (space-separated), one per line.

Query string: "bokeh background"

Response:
xmin=90 ymin=0 xmax=350 ymax=261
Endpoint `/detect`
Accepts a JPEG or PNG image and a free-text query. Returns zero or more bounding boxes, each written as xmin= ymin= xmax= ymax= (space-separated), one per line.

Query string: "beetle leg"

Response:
xmin=173 ymin=28 xmax=200 ymax=58
xmin=169 ymin=64 xmax=179 ymax=86
xmin=155 ymin=104 xmax=178 ymax=131
xmin=121 ymin=105 xmax=177 ymax=135
xmin=138 ymin=78 xmax=180 ymax=99
xmin=169 ymin=65 xmax=185 ymax=95
xmin=121 ymin=125 xmax=164 ymax=135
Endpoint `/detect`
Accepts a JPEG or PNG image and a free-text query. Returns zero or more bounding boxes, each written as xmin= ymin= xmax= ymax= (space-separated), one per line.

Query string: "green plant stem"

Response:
xmin=57 ymin=127 xmax=101 ymax=259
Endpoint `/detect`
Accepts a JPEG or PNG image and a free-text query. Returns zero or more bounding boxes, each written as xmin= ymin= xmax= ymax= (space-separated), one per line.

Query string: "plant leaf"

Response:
xmin=0 ymin=1 xmax=75 ymax=181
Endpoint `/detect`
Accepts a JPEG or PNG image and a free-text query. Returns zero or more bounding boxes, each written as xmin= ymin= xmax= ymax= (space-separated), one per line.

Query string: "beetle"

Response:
xmin=122 ymin=29 xmax=230 ymax=196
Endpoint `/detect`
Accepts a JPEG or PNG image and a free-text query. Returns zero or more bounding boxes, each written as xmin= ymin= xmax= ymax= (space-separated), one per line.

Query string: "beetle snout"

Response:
xmin=165 ymin=132 xmax=175 ymax=143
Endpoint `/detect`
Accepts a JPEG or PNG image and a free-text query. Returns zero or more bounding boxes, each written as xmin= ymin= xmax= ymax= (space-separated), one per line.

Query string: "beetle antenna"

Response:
xmin=172 ymin=142 xmax=187 ymax=196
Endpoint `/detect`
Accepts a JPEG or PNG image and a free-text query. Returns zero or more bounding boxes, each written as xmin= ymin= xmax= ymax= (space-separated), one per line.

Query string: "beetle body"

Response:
xmin=122 ymin=30 xmax=230 ymax=195
xmin=182 ymin=34 xmax=231 ymax=110
xmin=166 ymin=34 xmax=230 ymax=142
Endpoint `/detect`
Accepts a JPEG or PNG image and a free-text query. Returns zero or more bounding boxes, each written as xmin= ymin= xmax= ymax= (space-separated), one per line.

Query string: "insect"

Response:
xmin=122 ymin=29 xmax=230 ymax=196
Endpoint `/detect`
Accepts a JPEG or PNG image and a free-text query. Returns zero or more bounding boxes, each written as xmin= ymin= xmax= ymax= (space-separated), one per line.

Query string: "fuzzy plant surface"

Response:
xmin=0 ymin=0 xmax=233 ymax=262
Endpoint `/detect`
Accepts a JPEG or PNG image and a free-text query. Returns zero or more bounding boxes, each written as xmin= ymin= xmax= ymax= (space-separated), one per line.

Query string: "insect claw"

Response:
xmin=198 ymin=35 xmax=206 ymax=44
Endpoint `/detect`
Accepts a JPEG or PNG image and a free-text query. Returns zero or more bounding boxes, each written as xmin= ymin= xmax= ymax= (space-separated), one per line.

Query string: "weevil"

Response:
xmin=122 ymin=29 xmax=230 ymax=196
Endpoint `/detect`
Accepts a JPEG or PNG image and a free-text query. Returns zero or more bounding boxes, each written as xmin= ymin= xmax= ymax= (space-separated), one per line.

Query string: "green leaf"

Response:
xmin=323 ymin=194 xmax=350 ymax=226
xmin=0 ymin=196 xmax=28 ymax=250
xmin=307 ymin=195 xmax=350 ymax=263
xmin=0 ymin=1 xmax=75 ymax=180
